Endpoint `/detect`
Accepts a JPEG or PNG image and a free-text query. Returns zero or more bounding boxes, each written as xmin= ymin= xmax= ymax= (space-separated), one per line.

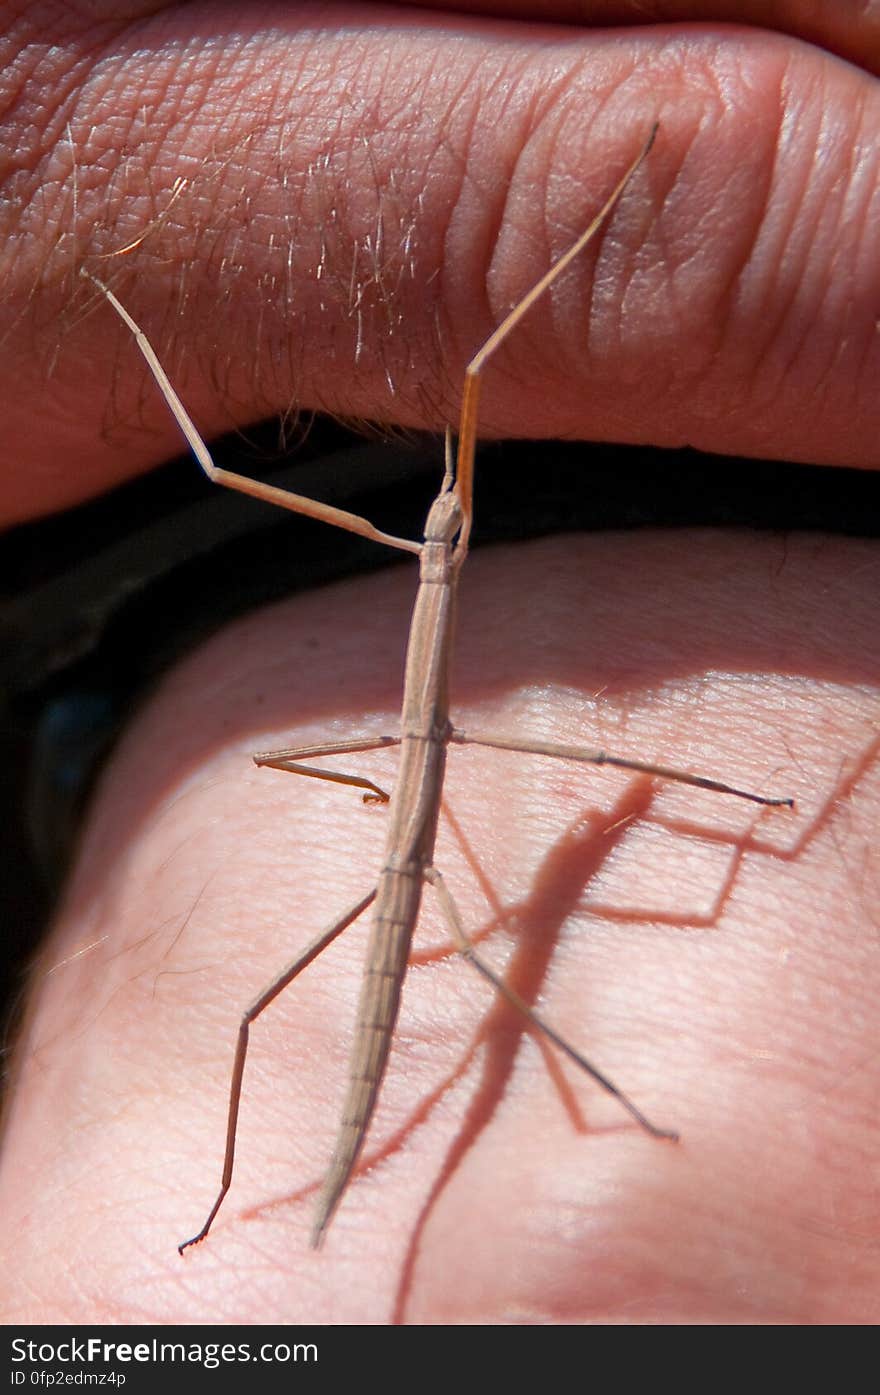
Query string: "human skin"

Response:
xmin=1 ymin=2 xmax=880 ymax=1323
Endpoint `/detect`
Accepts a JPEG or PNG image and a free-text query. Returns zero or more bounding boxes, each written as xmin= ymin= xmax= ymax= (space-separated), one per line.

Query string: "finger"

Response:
xmin=4 ymin=6 xmax=880 ymax=525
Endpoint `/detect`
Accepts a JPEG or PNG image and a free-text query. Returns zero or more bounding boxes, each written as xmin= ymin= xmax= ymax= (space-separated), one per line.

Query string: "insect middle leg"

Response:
xmin=450 ymin=729 xmax=793 ymax=808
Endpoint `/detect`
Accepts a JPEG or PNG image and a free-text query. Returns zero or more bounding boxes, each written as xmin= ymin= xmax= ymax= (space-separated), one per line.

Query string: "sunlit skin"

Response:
xmin=1 ymin=2 xmax=879 ymax=1323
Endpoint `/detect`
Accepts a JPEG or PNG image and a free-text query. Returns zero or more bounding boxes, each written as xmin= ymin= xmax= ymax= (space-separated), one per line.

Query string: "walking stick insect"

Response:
xmin=85 ymin=125 xmax=792 ymax=1251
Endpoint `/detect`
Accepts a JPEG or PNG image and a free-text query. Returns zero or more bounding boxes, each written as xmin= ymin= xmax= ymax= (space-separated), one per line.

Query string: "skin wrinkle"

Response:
xmin=780 ymin=111 xmax=875 ymax=424
xmin=818 ymin=98 xmax=878 ymax=409
xmin=690 ymin=62 xmax=807 ymax=427
xmin=657 ymin=51 xmax=782 ymax=407
xmin=776 ymin=68 xmax=853 ymax=396
xmin=475 ymin=84 xmax=559 ymax=339
xmin=433 ymin=66 xmax=504 ymax=377
xmin=474 ymin=66 xmax=653 ymax=389
xmin=504 ymin=65 xmax=617 ymax=261
xmin=797 ymin=95 xmax=854 ymax=403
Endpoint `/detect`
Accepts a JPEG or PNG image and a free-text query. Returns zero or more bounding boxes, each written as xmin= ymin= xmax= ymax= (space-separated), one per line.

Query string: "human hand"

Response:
xmin=1 ymin=2 xmax=878 ymax=1324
